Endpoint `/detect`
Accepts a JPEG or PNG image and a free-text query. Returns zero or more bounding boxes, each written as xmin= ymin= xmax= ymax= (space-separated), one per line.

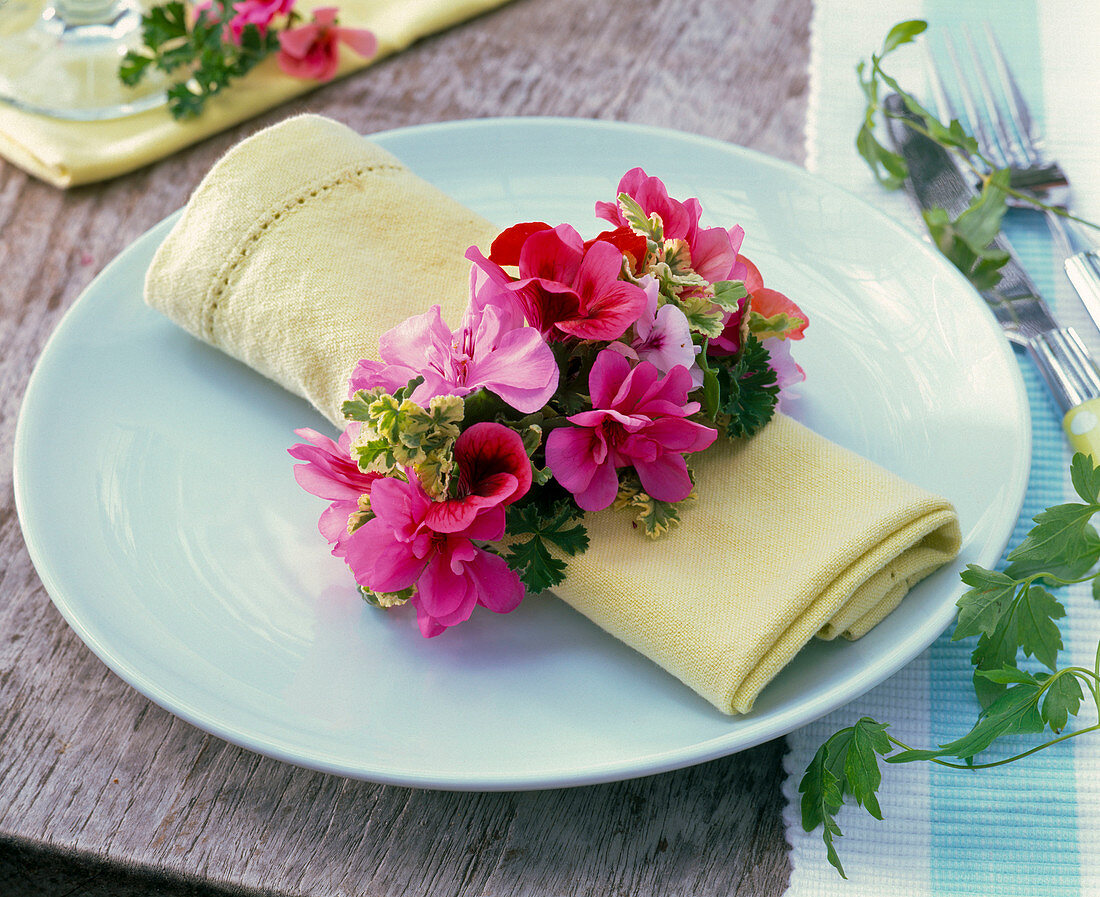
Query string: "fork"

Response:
xmin=923 ymin=25 xmax=1100 ymax=326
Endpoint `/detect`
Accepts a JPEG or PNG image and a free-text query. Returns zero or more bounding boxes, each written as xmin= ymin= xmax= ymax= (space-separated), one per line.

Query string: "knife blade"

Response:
xmin=884 ymin=93 xmax=1100 ymax=459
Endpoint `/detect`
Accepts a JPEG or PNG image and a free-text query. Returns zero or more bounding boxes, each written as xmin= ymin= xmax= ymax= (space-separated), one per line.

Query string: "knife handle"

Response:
xmin=1066 ymin=250 xmax=1100 ymax=328
xmin=1028 ymin=327 xmax=1100 ymax=460
xmin=1064 ymin=398 xmax=1100 ymax=461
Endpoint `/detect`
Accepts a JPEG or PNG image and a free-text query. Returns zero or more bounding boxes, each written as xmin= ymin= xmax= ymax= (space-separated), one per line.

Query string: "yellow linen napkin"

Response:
xmin=145 ymin=114 xmax=962 ymax=714
xmin=0 ymin=0 xmax=509 ymax=188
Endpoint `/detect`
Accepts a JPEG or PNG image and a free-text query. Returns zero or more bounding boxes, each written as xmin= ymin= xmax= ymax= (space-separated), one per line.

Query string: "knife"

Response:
xmin=884 ymin=93 xmax=1100 ymax=460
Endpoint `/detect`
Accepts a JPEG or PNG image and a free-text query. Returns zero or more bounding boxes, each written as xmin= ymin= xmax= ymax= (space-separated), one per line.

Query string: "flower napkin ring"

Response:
xmin=290 ymin=169 xmax=808 ymax=637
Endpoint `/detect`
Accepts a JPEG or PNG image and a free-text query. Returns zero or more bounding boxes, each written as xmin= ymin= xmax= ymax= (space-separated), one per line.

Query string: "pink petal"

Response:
xmin=573 ymin=457 xmax=620 ymax=512
xmin=292 ymin=463 xmax=362 ymax=501
xmin=467 ymin=549 xmax=525 ymax=611
xmin=642 ymin=417 xmax=718 ymax=453
xmin=418 ymin=552 xmax=478 ymax=624
xmin=587 ymin=348 xmax=632 ymax=409
xmin=414 ymin=603 xmax=447 ymax=638
xmin=689 ymin=224 xmax=737 ymax=283
xmin=457 ymin=422 xmax=532 ymax=504
xmin=556 ymin=278 xmax=648 ymax=342
xmin=319 ymin=499 xmax=357 ymax=547
xmin=277 ymin=22 xmax=320 ymax=58
xmin=545 ymin=426 xmax=601 ymax=494
xmin=378 ymin=305 xmax=450 ymax=369
xmin=336 ymin=25 xmax=377 ymax=58
xmin=518 ymin=225 xmax=584 ymax=284
xmin=608 ymin=359 xmax=660 ymax=411
xmin=367 ymin=476 xmax=423 ymax=532
xmin=462 ymin=503 xmax=506 ymax=542
xmin=467 ymin=326 xmax=558 ymax=413
xmin=633 ymin=451 xmax=693 ymax=503
xmin=422 ymin=499 xmax=481 ymax=534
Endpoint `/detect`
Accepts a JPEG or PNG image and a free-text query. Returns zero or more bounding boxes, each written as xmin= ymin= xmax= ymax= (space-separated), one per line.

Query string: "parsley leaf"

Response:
xmin=799 ymin=718 xmax=892 ymax=879
xmin=503 ymin=497 xmax=589 ymax=593
xmin=118 ymin=0 xmax=285 ymax=119
xmin=710 ymin=334 xmax=779 ymax=439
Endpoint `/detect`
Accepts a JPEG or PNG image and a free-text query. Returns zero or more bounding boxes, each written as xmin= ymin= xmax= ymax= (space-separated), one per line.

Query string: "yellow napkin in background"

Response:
xmin=0 ymin=0 xmax=509 ymax=188
xmin=145 ymin=114 xmax=962 ymax=714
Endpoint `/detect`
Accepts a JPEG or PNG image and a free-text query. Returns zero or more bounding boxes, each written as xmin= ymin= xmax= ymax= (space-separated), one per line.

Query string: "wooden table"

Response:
xmin=0 ymin=0 xmax=810 ymax=893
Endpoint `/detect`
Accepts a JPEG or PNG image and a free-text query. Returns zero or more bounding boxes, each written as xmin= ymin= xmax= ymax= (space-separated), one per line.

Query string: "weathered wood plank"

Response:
xmin=0 ymin=0 xmax=810 ymax=892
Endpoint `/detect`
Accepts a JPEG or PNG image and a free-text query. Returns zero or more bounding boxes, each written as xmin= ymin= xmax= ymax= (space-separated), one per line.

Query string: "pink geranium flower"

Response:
xmin=288 ymin=425 xmax=380 ymax=556
xmin=343 ymin=475 xmax=524 ymax=637
xmin=466 ymin=223 xmax=649 ymax=343
xmin=628 ymin=278 xmax=699 ymax=380
xmin=596 ymin=168 xmax=746 ymax=284
xmin=276 ymin=7 xmax=377 ymax=82
xmin=348 ymin=290 xmax=558 ymax=415
xmin=227 ymin=0 xmax=294 ymax=42
xmin=422 ymin=422 xmax=532 ymax=533
xmin=545 ymin=350 xmax=717 ymax=512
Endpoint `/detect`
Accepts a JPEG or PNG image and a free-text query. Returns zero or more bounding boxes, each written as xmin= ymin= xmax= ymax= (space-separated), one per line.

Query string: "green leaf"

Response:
xmin=953 ymin=565 xmax=1017 ymax=640
xmin=840 ymin=718 xmax=892 ymax=819
xmin=1002 ymin=524 xmax=1100 ymax=582
xmin=954 ymin=169 xmax=1011 ymax=251
xmin=891 ymin=682 xmax=1045 ymax=762
xmin=1070 ymin=452 xmax=1100 ymax=504
xmin=922 ymin=172 xmax=1012 ymax=291
xmin=1008 ymin=502 xmax=1099 ymax=564
xmin=503 ymin=498 xmax=589 ymax=593
xmin=711 ymin=334 xmax=779 ymax=440
xmin=855 ymin=123 xmax=908 ymax=189
xmin=118 ymin=51 xmax=154 ymax=86
xmin=800 ymin=742 xmax=848 ymax=879
xmin=882 ymin=19 xmax=927 ymax=53
xmin=1014 ymin=585 xmax=1065 ymax=671
xmin=973 ymin=666 xmax=1039 ymax=686
xmin=799 ymin=718 xmax=892 ymax=879
xmin=1039 ymin=671 xmax=1084 ymax=732
xmin=613 ymin=471 xmax=687 ymax=538
xmin=711 ymin=280 xmax=748 ymax=312
xmin=970 ymin=618 xmax=1022 ymax=708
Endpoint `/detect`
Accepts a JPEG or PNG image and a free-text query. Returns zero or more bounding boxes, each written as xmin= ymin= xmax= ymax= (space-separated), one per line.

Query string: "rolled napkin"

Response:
xmin=145 ymin=114 xmax=962 ymax=714
xmin=0 ymin=0 xmax=509 ymax=188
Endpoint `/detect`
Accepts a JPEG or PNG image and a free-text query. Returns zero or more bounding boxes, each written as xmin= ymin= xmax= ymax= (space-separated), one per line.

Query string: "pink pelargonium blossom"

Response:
xmin=288 ymin=425 xmax=380 ymax=556
xmin=595 ymin=168 xmax=747 ymax=285
xmin=545 ymin=350 xmax=717 ymax=512
xmin=227 ymin=0 xmax=294 ymax=42
xmin=626 ymin=278 xmax=700 ymax=384
xmin=422 ymin=422 xmax=532 ymax=533
xmin=343 ymin=475 xmax=524 ymax=637
xmin=465 ymin=222 xmax=649 ymax=343
xmin=276 ymin=7 xmax=377 ymax=81
xmin=347 ymin=293 xmax=558 ymax=415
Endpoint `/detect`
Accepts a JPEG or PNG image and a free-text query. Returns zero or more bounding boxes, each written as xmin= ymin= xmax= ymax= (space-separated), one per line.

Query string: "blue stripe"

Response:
xmin=921 ymin=0 xmax=1080 ymax=892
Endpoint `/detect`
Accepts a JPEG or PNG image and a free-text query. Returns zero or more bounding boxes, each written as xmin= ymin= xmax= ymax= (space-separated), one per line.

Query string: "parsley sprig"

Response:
xmin=858 ymin=20 xmax=1098 ymax=291
xmin=503 ymin=495 xmax=590 ymax=593
xmin=801 ymin=453 xmax=1100 ymax=878
xmin=119 ymin=0 xmax=286 ymax=120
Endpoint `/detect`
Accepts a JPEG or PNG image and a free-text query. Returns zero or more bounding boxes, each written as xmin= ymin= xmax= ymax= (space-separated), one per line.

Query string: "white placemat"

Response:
xmin=784 ymin=1 xmax=1100 ymax=894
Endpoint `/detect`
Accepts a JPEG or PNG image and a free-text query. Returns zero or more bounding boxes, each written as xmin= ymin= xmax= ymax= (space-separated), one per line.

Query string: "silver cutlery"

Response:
xmin=885 ymin=94 xmax=1100 ymax=459
xmin=924 ymin=25 xmax=1100 ymax=329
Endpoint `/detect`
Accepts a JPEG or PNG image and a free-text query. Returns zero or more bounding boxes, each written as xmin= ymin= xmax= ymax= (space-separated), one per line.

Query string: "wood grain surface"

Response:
xmin=0 ymin=0 xmax=811 ymax=893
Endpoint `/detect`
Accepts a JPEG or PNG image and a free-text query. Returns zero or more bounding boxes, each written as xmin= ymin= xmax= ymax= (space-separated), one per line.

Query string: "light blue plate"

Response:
xmin=13 ymin=118 xmax=1029 ymax=790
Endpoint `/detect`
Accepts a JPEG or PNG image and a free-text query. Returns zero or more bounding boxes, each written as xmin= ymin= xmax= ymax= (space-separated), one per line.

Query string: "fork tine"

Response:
xmin=962 ymin=25 xmax=1024 ymax=168
xmin=984 ymin=23 xmax=1043 ymax=162
xmin=921 ymin=42 xmax=957 ymax=125
xmin=942 ymin=32 xmax=999 ymax=169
